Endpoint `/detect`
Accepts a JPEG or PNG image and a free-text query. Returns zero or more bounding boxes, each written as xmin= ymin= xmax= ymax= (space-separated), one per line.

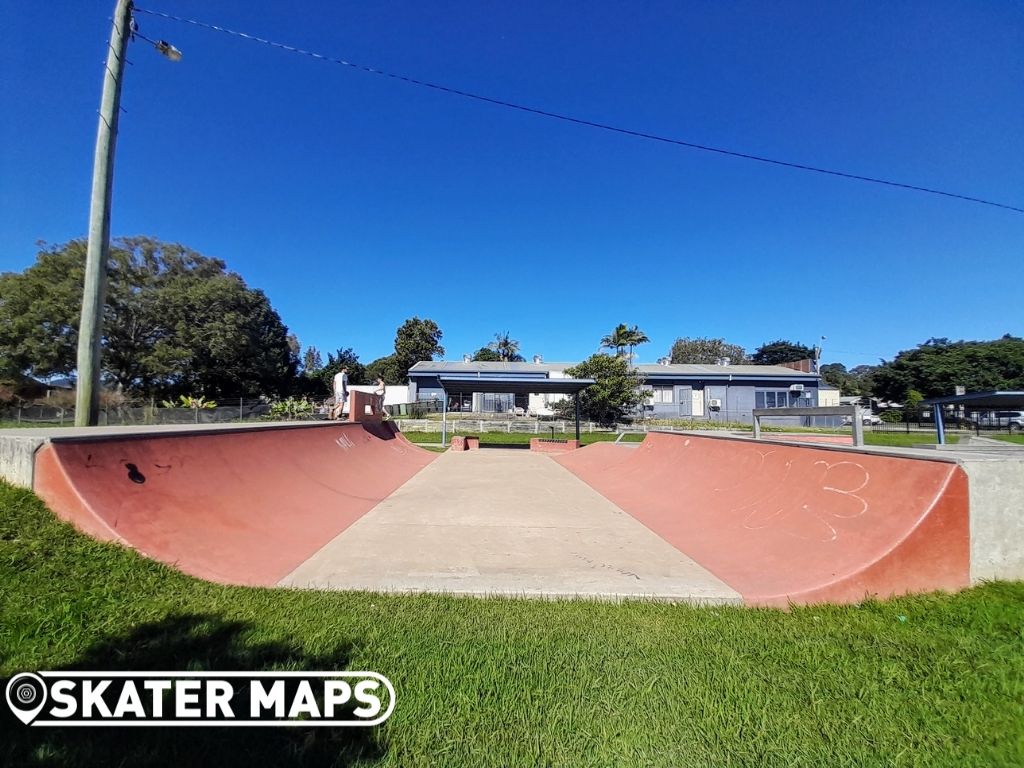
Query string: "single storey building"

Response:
xmin=407 ymin=359 xmax=822 ymax=424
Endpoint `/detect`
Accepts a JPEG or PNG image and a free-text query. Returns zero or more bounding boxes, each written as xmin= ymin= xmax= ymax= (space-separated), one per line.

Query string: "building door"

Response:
xmin=676 ymin=387 xmax=692 ymax=417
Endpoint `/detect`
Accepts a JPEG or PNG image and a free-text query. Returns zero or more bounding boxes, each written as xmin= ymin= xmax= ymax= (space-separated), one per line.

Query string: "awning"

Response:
xmin=921 ymin=391 xmax=1024 ymax=445
xmin=435 ymin=375 xmax=595 ymax=446
xmin=922 ymin=391 xmax=1024 ymax=409
xmin=437 ymin=375 xmax=595 ymax=396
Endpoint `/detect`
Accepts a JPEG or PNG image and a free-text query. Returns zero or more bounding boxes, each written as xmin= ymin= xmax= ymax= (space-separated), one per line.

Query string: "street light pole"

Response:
xmin=76 ymin=0 xmax=134 ymax=426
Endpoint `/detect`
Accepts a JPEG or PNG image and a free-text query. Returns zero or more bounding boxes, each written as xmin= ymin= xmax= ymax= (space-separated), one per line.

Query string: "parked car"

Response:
xmin=841 ymin=413 xmax=883 ymax=426
xmin=969 ymin=410 xmax=1024 ymax=432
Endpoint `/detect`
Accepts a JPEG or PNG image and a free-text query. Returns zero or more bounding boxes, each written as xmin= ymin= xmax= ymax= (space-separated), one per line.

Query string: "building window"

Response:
xmin=755 ymin=390 xmax=793 ymax=408
xmin=650 ymin=386 xmax=674 ymax=404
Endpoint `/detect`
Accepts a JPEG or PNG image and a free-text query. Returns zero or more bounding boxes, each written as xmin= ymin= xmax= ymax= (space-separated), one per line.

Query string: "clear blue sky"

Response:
xmin=2 ymin=1 xmax=1021 ymax=370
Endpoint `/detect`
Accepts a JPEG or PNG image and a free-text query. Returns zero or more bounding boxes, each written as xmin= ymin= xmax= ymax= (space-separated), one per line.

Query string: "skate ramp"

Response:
xmin=33 ymin=422 xmax=435 ymax=585
xmin=555 ymin=432 xmax=971 ymax=606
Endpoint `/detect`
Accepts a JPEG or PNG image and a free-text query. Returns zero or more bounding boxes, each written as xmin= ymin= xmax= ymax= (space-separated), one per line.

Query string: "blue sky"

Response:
xmin=2 ymin=1 xmax=1021 ymax=370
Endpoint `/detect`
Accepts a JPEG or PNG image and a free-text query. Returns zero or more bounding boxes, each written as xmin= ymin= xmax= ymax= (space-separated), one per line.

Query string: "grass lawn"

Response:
xmin=990 ymin=434 xmax=1024 ymax=445
xmin=2 ymin=482 xmax=1022 ymax=767
xmin=863 ymin=432 xmax=960 ymax=447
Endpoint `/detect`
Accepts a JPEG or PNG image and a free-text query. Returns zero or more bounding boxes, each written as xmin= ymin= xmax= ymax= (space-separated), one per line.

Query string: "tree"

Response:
xmin=554 ymin=354 xmax=646 ymax=426
xmin=820 ymin=363 xmax=859 ymax=395
xmin=365 ymin=355 xmax=403 ymax=386
xmin=302 ymin=346 xmax=323 ymax=374
xmin=751 ymin=339 xmax=815 ymax=366
xmin=849 ymin=365 xmax=878 ymax=398
xmin=0 ymin=237 xmax=296 ymax=398
xmin=669 ymin=337 xmax=747 ymax=365
xmin=471 ymin=347 xmax=502 ymax=362
xmin=600 ymin=324 xmax=630 ymax=357
xmin=320 ymin=348 xmax=367 ymax=394
xmin=392 ymin=317 xmax=445 ymax=381
xmin=871 ymin=336 xmax=1024 ymax=401
xmin=487 ymin=331 xmax=524 ymax=362
xmin=622 ymin=325 xmax=650 ymax=363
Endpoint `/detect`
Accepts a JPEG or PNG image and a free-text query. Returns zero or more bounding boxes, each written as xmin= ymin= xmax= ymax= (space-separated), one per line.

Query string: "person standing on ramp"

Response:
xmin=332 ymin=367 xmax=349 ymax=420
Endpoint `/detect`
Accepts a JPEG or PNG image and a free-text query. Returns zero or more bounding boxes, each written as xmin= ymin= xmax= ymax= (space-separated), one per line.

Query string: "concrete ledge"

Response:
xmin=530 ymin=438 xmax=580 ymax=453
xmin=0 ymin=433 xmax=48 ymax=488
xmin=958 ymin=454 xmax=1024 ymax=582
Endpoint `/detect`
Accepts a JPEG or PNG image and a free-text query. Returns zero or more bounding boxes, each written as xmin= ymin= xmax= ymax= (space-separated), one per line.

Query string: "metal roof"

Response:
xmin=922 ymin=391 xmax=1024 ymax=409
xmin=411 ymin=360 xmax=817 ymax=378
xmin=410 ymin=361 xmax=574 ymax=373
xmin=437 ymin=375 xmax=595 ymax=396
xmin=636 ymin=364 xmax=818 ymax=378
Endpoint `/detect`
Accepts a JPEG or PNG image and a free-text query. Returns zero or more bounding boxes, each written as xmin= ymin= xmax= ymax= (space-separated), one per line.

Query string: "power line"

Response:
xmin=133 ymin=7 xmax=1023 ymax=215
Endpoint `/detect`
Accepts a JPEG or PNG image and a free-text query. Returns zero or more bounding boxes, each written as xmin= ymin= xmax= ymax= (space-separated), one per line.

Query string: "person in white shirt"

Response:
xmin=331 ymin=367 xmax=349 ymax=420
xmin=374 ymin=377 xmax=387 ymax=419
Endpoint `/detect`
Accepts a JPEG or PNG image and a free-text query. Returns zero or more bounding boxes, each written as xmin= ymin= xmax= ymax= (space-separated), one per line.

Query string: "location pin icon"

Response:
xmin=6 ymin=673 xmax=48 ymax=725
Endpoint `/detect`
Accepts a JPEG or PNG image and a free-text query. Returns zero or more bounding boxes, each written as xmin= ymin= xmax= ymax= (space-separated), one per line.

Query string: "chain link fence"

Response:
xmin=0 ymin=398 xmax=333 ymax=427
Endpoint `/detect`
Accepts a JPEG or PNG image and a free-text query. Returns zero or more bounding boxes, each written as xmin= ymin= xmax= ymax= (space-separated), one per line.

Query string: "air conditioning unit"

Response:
xmin=790 ymin=384 xmax=805 ymax=391
xmin=708 ymin=399 xmax=722 ymax=408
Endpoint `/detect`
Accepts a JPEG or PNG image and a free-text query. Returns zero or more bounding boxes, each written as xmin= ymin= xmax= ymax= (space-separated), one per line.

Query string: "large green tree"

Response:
xmin=751 ymin=339 xmax=815 ymax=366
xmin=0 ymin=237 xmax=296 ymax=398
xmin=471 ymin=347 xmax=502 ymax=362
xmin=487 ymin=331 xmax=524 ymax=362
xmin=555 ymin=354 xmax=646 ymax=425
xmin=365 ymin=355 xmax=404 ymax=386
xmin=392 ymin=317 xmax=445 ymax=380
xmin=872 ymin=336 xmax=1024 ymax=401
xmin=301 ymin=346 xmax=323 ymax=374
xmin=320 ymin=348 xmax=367 ymax=392
xmin=600 ymin=324 xmax=630 ymax=357
xmin=601 ymin=323 xmax=650 ymax=363
xmin=669 ymin=337 xmax=747 ymax=365
xmin=623 ymin=325 xmax=650 ymax=363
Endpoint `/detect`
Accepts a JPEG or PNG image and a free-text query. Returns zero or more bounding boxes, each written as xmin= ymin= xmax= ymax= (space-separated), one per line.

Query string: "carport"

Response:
xmin=922 ymin=391 xmax=1024 ymax=444
xmin=436 ymin=375 xmax=595 ymax=446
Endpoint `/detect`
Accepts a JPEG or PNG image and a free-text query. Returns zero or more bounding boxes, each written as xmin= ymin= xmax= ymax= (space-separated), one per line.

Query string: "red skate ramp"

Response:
xmin=34 ymin=422 xmax=435 ymax=585
xmin=555 ymin=432 xmax=970 ymax=606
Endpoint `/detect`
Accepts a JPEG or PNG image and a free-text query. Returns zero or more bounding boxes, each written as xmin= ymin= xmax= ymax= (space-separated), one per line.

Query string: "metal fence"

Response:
xmin=1 ymin=399 xmax=283 ymax=426
xmin=866 ymin=409 xmax=1021 ymax=435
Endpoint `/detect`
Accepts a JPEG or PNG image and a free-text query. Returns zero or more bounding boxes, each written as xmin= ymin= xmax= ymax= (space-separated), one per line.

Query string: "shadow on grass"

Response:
xmin=1 ymin=613 xmax=386 ymax=768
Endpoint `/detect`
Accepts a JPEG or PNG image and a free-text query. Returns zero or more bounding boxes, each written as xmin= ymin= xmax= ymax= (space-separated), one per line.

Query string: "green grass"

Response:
xmin=989 ymin=434 xmax=1024 ymax=445
xmin=863 ymin=432 xmax=960 ymax=447
xmin=2 ymin=483 xmax=1022 ymax=766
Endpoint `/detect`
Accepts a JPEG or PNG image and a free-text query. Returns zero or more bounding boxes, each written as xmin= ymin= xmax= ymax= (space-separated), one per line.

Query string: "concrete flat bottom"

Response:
xmin=279 ymin=450 xmax=741 ymax=604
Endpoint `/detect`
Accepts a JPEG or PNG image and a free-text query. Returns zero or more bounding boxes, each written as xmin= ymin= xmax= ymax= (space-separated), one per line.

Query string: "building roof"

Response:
xmin=410 ymin=360 xmax=818 ymax=378
xmin=635 ymin=363 xmax=818 ymax=378
xmin=409 ymin=361 xmax=574 ymax=374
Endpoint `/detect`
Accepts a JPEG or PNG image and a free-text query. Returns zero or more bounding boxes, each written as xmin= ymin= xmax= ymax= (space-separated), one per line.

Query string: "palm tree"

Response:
xmin=488 ymin=331 xmax=523 ymax=362
xmin=623 ymin=325 xmax=650 ymax=364
xmin=600 ymin=324 xmax=630 ymax=357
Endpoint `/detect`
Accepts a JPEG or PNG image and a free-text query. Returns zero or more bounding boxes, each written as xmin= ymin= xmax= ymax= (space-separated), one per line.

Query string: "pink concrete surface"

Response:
xmin=555 ymin=432 xmax=970 ymax=606
xmin=34 ymin=422 xmax=435 ymax=586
